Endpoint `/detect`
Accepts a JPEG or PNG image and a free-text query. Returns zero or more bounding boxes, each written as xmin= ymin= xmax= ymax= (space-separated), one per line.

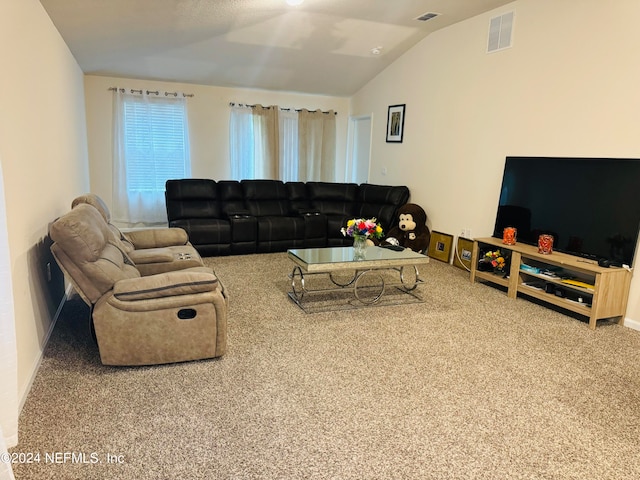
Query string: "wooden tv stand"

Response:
xmin=470 ymin=237 xmax=632 ymax=329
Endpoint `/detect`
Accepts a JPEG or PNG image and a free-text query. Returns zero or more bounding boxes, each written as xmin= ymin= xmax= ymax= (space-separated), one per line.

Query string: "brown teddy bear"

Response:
xmin=383 ymin=203 xmax=430 ymax=253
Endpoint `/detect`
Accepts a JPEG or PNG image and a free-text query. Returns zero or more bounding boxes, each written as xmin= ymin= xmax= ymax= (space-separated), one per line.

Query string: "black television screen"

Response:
xmin=492 ymin=156 xmax=640 ymax=266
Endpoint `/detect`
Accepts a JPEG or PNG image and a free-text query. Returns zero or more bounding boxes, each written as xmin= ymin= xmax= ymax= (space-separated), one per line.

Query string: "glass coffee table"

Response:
xmin=287 ymin=246 xmax=429 ymax=312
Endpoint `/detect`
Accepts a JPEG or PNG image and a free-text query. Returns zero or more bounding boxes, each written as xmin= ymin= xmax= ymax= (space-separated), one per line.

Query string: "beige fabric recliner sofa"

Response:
xmin=50 ymin=202 xmax=227 ymax=366
xmin=71 ymin=193 xmax=204 ymax=276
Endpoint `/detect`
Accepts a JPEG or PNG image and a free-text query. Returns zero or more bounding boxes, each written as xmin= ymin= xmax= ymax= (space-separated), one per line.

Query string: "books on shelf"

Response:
xmin=520 ymin=263 xmax=595 ymax=290
xmin=560 ymin=278 xmax=595 ymax=290
xmin=519 ymin=264 xmax=539 ymax=274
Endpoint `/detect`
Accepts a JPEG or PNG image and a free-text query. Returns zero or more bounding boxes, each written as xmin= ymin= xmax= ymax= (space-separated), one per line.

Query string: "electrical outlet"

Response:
xmin=462 ymin=228 xmax=472 ymax=239
xmin=46 ymin=262 xmax=52 ymax=282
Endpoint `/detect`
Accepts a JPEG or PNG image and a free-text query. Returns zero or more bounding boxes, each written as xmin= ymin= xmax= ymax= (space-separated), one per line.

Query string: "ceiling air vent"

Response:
xmin=415 ymin=12 xmax=440 ymax=22
xmin=487 ymin=11 xmax=514 ymax=53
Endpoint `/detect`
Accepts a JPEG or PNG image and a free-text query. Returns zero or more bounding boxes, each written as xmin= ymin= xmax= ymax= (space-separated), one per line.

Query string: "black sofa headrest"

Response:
xmin=166 ymin=179 xmax=217 ymax=200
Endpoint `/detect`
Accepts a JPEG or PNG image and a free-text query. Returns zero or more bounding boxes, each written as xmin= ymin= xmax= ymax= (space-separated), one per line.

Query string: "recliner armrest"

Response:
xmin=128 ymin=248 xmax=175 ymax=265
xmin=124 ymin=228 xmax=189 ymax=248
xmin=113 ymin=271 xmax=219 ymax=301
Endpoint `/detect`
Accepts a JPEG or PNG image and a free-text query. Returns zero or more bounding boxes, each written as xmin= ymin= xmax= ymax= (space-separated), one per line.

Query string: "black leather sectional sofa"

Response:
xmin=165 ymin=179 xmax=410 ymax=256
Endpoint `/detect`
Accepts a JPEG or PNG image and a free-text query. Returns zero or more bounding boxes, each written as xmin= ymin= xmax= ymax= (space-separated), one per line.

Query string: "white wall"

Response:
xmin=0 ymin=0 xmax=90 ymax=405
xmin=84 ymin=75 xmax=351 ymax=209
xmin=351 ymin=0 xmax=640 ymax=325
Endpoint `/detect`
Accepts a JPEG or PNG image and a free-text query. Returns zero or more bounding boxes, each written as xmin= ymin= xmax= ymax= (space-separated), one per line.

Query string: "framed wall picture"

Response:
xmin=427 ymin=231 xmax=454 ymax=263
xmin=453 ymin=237 xmax=474 ymax=271
xmin=386 ymin=104 xmax=406 ymax=143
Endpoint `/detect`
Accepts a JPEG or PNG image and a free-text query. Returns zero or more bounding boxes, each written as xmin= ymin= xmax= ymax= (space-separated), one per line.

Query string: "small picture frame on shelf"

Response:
xmin=427 ymin=231 xmax=454 ymax=263
xmin=386 ymin=104 xmax=406 ymax=143
xmin=453 ymin=237 xmax=474 ymax=271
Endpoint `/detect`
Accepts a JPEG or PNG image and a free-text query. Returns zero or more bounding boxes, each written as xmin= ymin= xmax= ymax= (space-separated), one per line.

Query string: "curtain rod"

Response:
xmin=109 ymin=87 xmax=194 ymax=98
xmin=229 ymin=102 xmax=337 ymax=115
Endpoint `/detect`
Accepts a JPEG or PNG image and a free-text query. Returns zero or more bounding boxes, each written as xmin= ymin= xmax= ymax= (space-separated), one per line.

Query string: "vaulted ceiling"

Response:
xmin=40 ymin=0 xmax=514 ymax=96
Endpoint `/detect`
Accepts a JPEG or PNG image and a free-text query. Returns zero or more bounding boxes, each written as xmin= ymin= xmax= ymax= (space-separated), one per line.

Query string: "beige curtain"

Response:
xmin=298 ymin=109 xmax=336 ymax=181
xmin=252 ymin=105 xmax=280 ymax=179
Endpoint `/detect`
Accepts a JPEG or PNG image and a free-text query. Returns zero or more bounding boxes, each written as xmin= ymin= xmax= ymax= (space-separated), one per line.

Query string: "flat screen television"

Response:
xmin=492 ymin=156 xmax=640 ymax=267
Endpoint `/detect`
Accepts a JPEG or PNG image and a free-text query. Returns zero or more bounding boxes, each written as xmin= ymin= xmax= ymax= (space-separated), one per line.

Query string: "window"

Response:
xmin=123 ymin=100 xmax=189 ymax=192
xmin=278 ymin=109 xmax=299 ymax=181
xmin=113 ymin=90 xmax=191 ymax=225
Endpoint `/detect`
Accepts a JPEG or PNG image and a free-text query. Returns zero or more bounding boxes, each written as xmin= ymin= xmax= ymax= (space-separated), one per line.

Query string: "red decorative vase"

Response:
xmin=503 ymin=227 xmax=517 ymax=245
xmin=538 ymin=234 xmax=554 ymax=254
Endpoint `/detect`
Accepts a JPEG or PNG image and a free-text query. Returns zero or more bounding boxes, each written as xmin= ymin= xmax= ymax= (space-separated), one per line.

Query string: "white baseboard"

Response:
xmin=18 ymin=285 xmax=73 ymax=413
xmin=623 ymin=317 xmax=640 ymax=331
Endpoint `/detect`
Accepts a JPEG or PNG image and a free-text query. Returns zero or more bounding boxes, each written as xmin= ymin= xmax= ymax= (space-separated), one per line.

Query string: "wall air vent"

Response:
xmin=415 ymin=12 xmax=440 ymax=22
xmin=487 ymin=11 xmax=514 ymax=53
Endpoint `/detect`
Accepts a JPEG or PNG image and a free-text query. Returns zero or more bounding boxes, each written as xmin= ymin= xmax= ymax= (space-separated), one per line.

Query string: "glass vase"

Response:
xmin=502 ymin=227 xmax=517 ymax=245
xmin=538 ymin=234 xmax=554 ymax=254
xmin=353 ymin=235 xmax=367 ymax=260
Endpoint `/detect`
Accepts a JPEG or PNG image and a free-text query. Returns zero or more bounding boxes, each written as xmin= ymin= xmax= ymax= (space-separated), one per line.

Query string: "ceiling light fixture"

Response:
xmin=371 ymin=46 xmax=383 ymax=55
xmin=286 ymin=0 xmax=304 ymax=6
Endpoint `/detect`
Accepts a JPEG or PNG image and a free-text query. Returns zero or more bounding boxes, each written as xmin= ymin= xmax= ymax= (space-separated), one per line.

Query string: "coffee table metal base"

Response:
xmin=288 ymin=264 xmax=425 ymax=313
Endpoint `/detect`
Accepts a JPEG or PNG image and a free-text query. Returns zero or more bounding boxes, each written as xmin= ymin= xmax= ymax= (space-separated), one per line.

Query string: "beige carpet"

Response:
xmin=10 ymin=252 xmax=640 ymax=479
